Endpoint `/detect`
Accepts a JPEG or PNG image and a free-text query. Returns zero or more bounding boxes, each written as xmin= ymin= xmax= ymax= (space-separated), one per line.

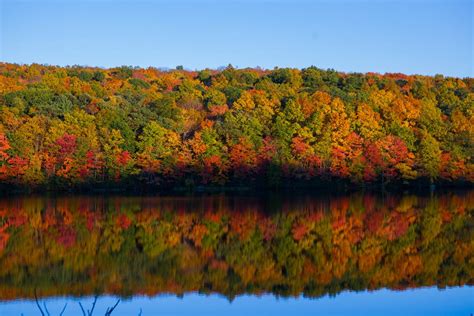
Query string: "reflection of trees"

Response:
xmin=0 ymin=192 xmax=472 ymax=300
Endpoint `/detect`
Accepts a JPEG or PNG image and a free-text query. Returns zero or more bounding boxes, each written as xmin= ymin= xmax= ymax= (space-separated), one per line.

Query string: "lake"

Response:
xmin=0 ymin=191 xmax=472 ymax=315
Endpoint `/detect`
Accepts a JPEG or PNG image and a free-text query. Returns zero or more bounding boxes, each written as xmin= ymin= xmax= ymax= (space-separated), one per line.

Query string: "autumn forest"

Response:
xmin=0 ymin=63 xmax=472 ymax=192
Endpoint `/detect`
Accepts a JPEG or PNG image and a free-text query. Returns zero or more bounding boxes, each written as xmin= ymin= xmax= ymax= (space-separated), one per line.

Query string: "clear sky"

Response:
xmin=1 ymin=0 xmax=472 ymax=77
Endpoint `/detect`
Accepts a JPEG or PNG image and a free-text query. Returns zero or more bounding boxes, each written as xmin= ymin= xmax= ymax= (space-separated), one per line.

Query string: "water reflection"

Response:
xmin=2 ymin=288 xmax=474 ymax=316
xmin=0 ymin=192 xmax=472 ymax=314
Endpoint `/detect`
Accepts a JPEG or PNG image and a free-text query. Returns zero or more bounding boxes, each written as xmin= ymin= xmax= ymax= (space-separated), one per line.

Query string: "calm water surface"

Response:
xmin=0 ymin=192 xmax=472 ymax=315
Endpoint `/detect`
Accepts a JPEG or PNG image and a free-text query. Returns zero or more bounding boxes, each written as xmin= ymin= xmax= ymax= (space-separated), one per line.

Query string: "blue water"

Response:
xmin=1 ymin=286 xmax=472 ymax=316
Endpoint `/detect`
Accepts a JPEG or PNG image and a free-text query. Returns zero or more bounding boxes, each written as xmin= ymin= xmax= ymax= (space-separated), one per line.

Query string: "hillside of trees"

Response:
xmin=0 ymin=192 xmax=472 ymax=299
xmin=0 ymin=63 xmax=472 ymax=191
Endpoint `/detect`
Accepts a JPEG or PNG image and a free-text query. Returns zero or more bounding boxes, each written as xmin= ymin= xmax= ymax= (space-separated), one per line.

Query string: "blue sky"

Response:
xmin=1 ymin=0 xmax=472 ymax=77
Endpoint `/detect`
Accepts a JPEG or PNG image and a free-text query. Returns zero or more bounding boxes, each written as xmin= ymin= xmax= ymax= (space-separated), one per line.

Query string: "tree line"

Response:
xmin=0 ymin=63 xmax=472 ymax=191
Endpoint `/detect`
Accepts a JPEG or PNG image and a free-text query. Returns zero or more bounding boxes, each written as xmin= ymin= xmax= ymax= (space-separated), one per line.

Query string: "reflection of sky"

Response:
xmin=1 ymin=287 xmax=473 ymax=316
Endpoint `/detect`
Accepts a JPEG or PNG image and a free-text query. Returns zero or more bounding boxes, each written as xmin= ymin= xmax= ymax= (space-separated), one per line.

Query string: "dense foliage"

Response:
xmin=0 ymin=63 xmax=473 ymax=190
xmin=0 ymin=192 xmax=472 ymax=299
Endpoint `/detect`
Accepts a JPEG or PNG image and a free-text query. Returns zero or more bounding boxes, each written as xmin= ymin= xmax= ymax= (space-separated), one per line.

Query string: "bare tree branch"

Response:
xmin=89 ymin=295 xmax=98 ymax=316
xmin=34 ymin=289 xmax=45 ymax=316
xmin=43 ymin=302 xmax=51 ymax=316
xmin=59 ymin=303 xmax=68 ymax=316
xmin=79 ymin=302 xmax=87 ymax=316
xmin=104 ymin=299 xmax=120 ymax=316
